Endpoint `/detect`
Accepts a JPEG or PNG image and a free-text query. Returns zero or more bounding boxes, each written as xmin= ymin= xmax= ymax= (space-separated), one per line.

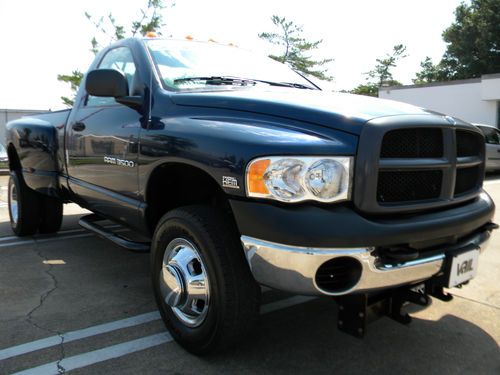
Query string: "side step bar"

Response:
xmin=79 ymin=214 xmax=150 ymax=252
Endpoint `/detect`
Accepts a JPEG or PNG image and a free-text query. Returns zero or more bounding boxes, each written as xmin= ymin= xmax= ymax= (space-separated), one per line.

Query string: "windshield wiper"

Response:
xmin=272 ymin=81 xmax=316 ymax=90
xmin=173 ymin=76 xmax=256 ymax=86
xmin=173 ymin=76 xmax=316 ymax=90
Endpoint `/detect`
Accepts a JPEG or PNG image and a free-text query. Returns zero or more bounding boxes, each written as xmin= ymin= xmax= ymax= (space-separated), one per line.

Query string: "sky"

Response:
xmin=0 ymin=0 xmax=465 ymax=110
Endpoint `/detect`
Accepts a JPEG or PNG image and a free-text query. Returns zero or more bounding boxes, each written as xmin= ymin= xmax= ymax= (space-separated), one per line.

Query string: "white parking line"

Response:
xmin=6 ymin=295 xmax=318 ymax=374
xmin=13 ymin=333 xmax=172 ymax=375
xmin=0 ymin=227 xmax=111 ymax=243
xmin=0 ymin=233 xmax=97 ymax=248
xmin=0 ymin=312 xmax=160 ymax=361
xmin=0 ymin=226 xmax=125 ymax=249
xmin=0 ymin=225 xmax=121 ymax=241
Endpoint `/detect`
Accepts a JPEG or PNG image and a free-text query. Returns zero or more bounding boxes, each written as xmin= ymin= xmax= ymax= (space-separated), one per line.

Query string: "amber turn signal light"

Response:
xmin=247 ymin=159 xmax=270 ymax=195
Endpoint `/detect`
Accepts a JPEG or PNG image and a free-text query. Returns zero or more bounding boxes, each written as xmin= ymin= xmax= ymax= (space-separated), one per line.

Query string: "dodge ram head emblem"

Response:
xmin=444 ymin=116 xmax=456 ymax=125
xmin=222 ymin=176 xmax=239 ymax=189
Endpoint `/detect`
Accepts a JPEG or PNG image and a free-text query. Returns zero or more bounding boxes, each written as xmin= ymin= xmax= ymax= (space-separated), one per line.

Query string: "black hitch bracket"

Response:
xmin=335 ymin=284 xmax=434 ymax=338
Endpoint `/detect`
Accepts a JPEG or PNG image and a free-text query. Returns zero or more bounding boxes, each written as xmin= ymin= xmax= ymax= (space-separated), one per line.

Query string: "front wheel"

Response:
xmin=151 ymin=205 xmax=260 ymax=355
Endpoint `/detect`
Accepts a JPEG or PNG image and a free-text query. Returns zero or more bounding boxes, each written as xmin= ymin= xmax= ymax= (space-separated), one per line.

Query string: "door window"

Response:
xmin=86 ymin=47 xmax=137 ymax=107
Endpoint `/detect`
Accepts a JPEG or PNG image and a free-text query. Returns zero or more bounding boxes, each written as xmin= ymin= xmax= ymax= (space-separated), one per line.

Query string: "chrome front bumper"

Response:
xmin=241 ymin=229 xmax=492 ymax=296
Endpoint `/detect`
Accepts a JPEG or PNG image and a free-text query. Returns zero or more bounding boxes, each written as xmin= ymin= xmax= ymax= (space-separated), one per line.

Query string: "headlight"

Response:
xmin=246 ymin=156 xmax=352 ymax=203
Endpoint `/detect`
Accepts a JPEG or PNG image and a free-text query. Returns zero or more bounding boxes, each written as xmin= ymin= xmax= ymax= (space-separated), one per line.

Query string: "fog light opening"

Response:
xmin=315 ymin=257 xmax=362 ymax=294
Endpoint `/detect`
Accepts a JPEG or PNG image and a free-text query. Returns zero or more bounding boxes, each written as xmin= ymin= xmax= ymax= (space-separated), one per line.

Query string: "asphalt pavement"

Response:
xmin=0 ymin=175 xmax=499 ymax=374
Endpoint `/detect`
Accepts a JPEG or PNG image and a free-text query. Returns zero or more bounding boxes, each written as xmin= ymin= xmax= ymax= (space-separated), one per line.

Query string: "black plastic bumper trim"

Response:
xmin=229 ymin=192 xmax=495 ymax=248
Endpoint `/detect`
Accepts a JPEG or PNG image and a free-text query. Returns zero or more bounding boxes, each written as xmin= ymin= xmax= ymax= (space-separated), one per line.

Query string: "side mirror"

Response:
xmin=85 ymin=69 xmax=128 ymax=97
xmin=85 ymin=69 xmax=143 ymax=110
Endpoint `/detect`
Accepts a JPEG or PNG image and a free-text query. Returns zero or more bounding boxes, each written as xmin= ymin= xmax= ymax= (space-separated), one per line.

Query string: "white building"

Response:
xmin=379 ymin=73 xmax=500 ymax=127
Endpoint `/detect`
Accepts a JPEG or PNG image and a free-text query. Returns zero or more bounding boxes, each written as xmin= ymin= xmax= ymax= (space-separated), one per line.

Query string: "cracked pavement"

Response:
xmin=26 ymin=240 xmax=66 ymax=374
xmin=0 ymin=175 xmax=499 ymax=374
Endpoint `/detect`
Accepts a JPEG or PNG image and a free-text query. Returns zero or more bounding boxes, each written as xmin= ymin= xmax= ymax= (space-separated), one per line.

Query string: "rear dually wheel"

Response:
xmin=8 ymin=170 xmax=40 ymax=236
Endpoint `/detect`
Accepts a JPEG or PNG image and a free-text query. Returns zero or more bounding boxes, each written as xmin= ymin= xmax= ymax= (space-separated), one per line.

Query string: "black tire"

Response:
xmin=8 ymin=170 xmax=40 ymax=236
xmin=151 ymin=205 xmax=260 ymax=355
xmin=38 ymin=195 xmax=63 ymax=234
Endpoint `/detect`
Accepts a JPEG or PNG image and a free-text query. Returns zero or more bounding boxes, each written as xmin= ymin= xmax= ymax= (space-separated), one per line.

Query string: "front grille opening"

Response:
xmin=315 ymin=257 xmax=362 ymax=293
xmin=381 ymin=128 xmax=443 ymax=158
xmin=377 ymin=170 xmax=442 ymax=203
xmin=456 ymin=130 xmax=482 ymax=157
xmin=455 ymin=166 xmax=481 ymax=196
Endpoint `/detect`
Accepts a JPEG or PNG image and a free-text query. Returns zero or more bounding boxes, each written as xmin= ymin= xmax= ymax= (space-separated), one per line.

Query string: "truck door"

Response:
xmin=66 ymin=46 xmax=144 ymax=228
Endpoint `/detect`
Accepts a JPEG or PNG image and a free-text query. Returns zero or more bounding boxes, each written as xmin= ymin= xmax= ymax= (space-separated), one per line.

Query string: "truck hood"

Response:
xmin=170 ymin=88 xmax=435 ymax=135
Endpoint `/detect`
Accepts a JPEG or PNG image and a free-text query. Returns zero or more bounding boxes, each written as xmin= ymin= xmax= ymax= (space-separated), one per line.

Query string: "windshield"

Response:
xmin=146 ymin=39 xmax=316 ymax=91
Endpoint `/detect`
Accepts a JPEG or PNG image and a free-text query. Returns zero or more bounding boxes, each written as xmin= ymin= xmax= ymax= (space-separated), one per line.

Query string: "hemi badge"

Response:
xmin=222 ymin=176 xmax=239 ymax=189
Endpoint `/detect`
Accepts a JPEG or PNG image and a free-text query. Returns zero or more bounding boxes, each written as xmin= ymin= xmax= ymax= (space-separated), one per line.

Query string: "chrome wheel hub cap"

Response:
xmin=9 ymin=182 xmax=18 ymax=224
xmin=160 ymin=238 xmax=210 ymax=327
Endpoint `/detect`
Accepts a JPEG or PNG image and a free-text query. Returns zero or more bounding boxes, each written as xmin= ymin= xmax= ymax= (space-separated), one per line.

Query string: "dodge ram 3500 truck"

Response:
xmin=6 ymin=37 xmax=497 ymax=354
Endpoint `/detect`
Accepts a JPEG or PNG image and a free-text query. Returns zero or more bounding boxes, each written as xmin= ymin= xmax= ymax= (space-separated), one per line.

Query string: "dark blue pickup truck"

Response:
xmin=5 ymin=37 xmax=497 ymax=354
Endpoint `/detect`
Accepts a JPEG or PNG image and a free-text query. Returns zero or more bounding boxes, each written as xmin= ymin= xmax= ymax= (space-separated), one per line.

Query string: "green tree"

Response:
xmin=412 ymin=57 xmax=444 ymax=84
xmin=57 ymin=0 xmax=171 ymax=106
xmin=56 ymin=71 xmax=85 ymax=107
xmin=351 ymin=44 xmax=407 ymax=97
xmin=440 ymin=0 xmax=500 ymax=79
xmin=350 ymin=83 xmax=379 ymax=97
xmin=259 ymin=15 xmax=333 ymax=81
xmin=367 ymin=44 xmax=407 ymax=87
